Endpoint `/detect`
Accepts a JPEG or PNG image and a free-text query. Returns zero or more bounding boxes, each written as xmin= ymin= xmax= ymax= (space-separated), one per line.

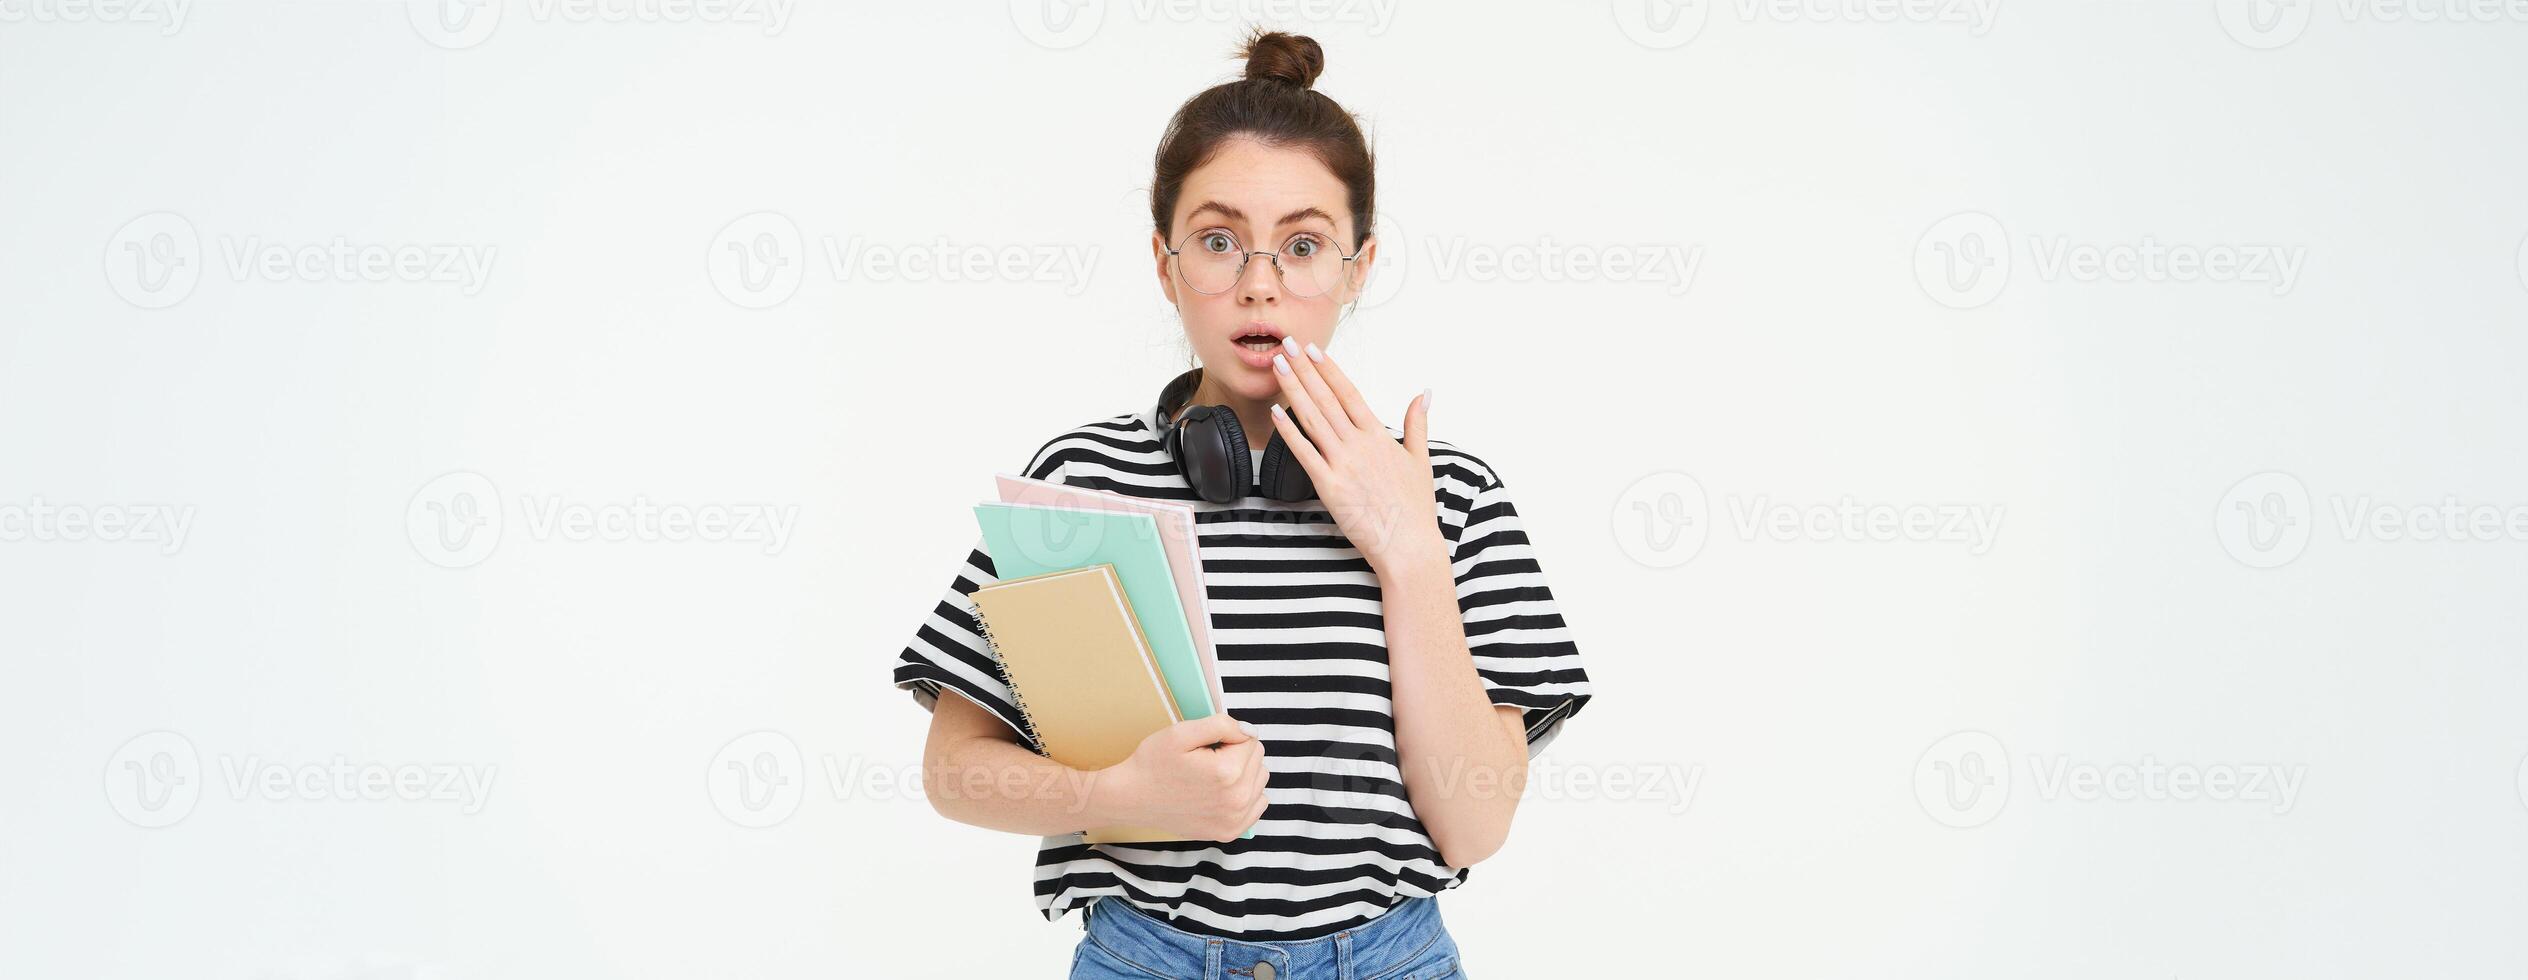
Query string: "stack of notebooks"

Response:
xmin=968 ymin=474 xmax=1256 ymax=844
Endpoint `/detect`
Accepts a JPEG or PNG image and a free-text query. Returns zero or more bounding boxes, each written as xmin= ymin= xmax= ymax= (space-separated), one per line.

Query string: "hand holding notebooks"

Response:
xmin=965 ymin=563 xmax=1184 ymax=844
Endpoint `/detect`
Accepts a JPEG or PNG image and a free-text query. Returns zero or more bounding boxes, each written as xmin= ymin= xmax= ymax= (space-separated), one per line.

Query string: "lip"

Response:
xmin=1230 ymin=323 xmax=1288 ymax=370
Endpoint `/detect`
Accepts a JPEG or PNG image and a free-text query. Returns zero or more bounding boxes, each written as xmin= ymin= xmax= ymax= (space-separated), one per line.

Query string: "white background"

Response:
xmin=5 ymin=1 xmax=2527 ymax=977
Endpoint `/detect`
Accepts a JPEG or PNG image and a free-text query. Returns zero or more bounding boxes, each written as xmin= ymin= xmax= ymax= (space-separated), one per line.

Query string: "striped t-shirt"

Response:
xmin=892 ymin=400 xmax=1594 ymax=942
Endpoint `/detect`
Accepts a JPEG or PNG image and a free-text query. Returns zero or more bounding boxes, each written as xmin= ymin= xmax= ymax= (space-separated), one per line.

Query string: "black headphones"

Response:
xmin=1153 ymin=367 xmax=1316 ymax=504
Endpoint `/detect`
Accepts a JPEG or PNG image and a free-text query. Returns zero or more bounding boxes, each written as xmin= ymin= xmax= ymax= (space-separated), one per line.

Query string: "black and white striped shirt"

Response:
xmin=892 ymin=400 xmax=1594 ymax=942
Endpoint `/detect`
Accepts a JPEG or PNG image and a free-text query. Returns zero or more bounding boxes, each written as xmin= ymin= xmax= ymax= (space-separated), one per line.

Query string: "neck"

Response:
xmin=1185 ymin=369 xmax=1277 ymax=454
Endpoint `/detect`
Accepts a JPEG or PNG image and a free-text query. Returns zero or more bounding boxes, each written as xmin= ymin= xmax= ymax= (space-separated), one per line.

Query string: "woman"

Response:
xmin=892 ymin=30 xmax=1593 ymax=979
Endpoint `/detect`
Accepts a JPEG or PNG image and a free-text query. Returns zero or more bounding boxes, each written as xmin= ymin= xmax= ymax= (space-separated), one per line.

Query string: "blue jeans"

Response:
xmin=1069 ymin=894 xmax=1467 ymax=979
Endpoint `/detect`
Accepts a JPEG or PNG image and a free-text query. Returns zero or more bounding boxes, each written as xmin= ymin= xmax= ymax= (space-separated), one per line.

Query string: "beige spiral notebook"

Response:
xmin=968 ymin=563 xmax=1187 ymax=844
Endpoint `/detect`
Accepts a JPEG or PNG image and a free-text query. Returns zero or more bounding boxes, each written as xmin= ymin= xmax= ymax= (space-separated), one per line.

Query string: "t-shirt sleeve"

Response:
xmin=889 ymin=445 xmax=1072 ymax=754
xmin=1451 ymin=468 xmax=1594 ymax=760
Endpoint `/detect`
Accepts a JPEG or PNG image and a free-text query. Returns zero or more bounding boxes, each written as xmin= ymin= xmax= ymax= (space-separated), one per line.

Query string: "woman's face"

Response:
xmin=1153 ymin=136 xmax=1377 ymax=405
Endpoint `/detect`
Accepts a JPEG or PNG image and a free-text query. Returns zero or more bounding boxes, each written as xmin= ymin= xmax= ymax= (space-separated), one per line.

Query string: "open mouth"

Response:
xmin=1234 ymin=325 xmax=1285 ymax=353
xmin=1230 ymin=324 xmax=1289 ymax=369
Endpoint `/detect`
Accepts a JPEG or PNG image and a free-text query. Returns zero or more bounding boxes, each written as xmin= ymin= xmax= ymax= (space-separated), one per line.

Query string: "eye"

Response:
xmin=1199 ymin=231 xmax=1237 ymax=254
xmin=1284 ymin=234 xmax=1325 ymax=259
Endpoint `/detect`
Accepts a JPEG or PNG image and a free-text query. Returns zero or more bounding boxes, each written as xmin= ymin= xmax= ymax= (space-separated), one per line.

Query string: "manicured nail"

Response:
xmin=1239 ymin=722 xmax=1260 ymax=737
xmin=1304 ymin=341 xmax=1325 ymax=362
xmin=1282 ymin=336 xmax=1301 ymax=355
xmin=1270 ymin=402 xmax=1285 ymax=417
xmin=1273 ymin=353 xmax=1290 ymax=374
xmin=1422 ymin=387 xmax=1433 ymax=412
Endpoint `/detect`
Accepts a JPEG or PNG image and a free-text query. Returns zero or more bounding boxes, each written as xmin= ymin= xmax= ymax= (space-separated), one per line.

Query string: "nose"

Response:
xmin=1236 ymin=252 xmax=1280 ymax=305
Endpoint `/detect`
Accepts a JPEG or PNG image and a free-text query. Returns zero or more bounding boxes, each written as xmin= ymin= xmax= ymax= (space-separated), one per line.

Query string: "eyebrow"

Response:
xmin=1186 ymin=201 xmax=1338 ymax=230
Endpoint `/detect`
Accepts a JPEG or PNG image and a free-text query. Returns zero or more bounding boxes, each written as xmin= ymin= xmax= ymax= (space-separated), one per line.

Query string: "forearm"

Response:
xmin=925 ymin=731 xmax=1131 ymax=837
xmin=1378 ymin=541 xmax=1529 ymax=868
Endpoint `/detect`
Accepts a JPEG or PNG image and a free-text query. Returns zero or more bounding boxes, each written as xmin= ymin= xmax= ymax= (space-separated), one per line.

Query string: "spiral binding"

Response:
xmin=968 ymin=596 xmax=1048 ymax=756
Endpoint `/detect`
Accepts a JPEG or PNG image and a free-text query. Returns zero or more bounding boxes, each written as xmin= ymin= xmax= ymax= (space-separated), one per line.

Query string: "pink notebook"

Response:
xmin=994 ymin=473 xmax=1224 ymax=712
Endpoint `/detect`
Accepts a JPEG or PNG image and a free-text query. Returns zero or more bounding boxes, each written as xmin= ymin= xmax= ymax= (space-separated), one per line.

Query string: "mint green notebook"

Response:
xmin=973 ymin=502 xmax=1217 ymax=723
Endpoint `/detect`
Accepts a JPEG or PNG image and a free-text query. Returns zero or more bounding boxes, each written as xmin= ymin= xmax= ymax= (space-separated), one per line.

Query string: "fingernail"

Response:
xmin=1273 ymin=353 xmax=1291 ymax=374
xmin=1422 ymin=387 xmax=1433 ymax=412
xmin=1282 ymin=336 xmax=1300 ymax=355
xmin=1239 ymin=722 xmax=1259 ymax=737
xmin=1305 ymin=341 xmax=1325 ymax=362
xmin=1270 ymin=402 xmax=1285 ymax=417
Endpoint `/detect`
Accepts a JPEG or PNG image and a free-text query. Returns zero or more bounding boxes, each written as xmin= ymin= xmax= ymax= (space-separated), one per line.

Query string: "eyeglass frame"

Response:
xmin=1161 ymin=227 xmax=1367 ymax=298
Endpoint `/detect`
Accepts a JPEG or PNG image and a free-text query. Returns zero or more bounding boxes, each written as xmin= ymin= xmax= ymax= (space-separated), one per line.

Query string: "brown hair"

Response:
xmin=1151 ymin=29 xmax=1376 ymax=250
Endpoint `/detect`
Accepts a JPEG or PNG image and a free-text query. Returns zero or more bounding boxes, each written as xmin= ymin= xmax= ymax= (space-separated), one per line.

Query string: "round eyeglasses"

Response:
xmin=1164 ymin=228 xmax=1362 ymax=299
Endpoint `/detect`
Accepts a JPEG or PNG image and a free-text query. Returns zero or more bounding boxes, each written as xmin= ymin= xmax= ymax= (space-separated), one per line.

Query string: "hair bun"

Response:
xmin=1240 ymin=29 xmax=1324 ymax=89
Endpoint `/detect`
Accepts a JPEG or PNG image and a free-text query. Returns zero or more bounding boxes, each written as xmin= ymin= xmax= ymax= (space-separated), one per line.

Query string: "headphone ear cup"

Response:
xmin=1257 ymin=429 xmax=1317 ymax=502
xmin=1176 ymin=406 xmax=1252 ymax=504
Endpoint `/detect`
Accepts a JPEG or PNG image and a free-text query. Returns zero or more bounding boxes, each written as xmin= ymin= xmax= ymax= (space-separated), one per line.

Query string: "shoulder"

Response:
xmin=1017 ymin=411 xmax=1158 ymax=482
xmin=1421 ymin=435 xmax=1506 ymax=514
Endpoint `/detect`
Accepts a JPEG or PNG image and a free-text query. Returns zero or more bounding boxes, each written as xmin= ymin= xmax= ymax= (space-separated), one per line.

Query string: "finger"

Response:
xmin=1267 ymin=400 xmax=1329 ymax=478
xmin=1299 ymin=340 xmax=1381 ymax=434
xmin=1404 ymin=389 xmax=1430 ymax=464
xmin=1271 ymin=352 xmax=1341 ymax=448
xmin=1239 ymin=746 xmax=1269 ymax=799
xmin=1179 ymin=712 xmax=1251 ymax=750
xmin=1243 ymin=784 xmax=1272 ymax=824
xmin=1276 ymin=337 xmax=1355 ymax=436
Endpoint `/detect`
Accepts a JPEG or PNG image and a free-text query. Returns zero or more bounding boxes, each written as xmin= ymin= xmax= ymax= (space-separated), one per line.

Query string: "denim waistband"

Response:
xmin=1078 ymin=893 xmax=1459 ymax=980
